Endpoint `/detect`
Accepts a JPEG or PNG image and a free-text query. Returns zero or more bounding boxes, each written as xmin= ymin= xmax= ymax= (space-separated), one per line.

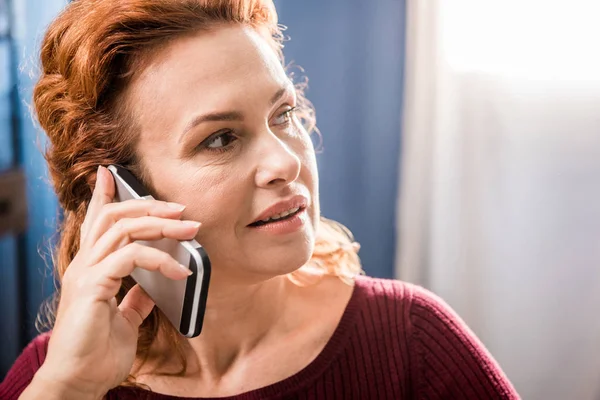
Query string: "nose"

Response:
xmin=254 ymin=131 xmax=301 ymax=188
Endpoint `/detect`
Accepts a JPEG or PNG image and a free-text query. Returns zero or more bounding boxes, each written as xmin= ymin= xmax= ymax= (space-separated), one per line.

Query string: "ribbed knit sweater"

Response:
xmin=0 ymin=276 xmax=519 ymax=399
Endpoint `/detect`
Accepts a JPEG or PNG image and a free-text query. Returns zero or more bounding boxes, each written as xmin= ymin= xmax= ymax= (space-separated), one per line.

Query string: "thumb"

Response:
xmin=118 ymin=284 xmax=155 ymax=329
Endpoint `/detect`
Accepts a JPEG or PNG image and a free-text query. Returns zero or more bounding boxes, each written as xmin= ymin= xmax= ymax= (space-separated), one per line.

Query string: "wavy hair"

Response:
xmin=34 ymin=0 xmax=361 ymax=384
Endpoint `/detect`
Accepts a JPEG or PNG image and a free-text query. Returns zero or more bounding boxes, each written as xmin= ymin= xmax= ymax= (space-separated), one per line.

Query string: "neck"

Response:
xmin=184 ymin=273 xmax=297 ymax=377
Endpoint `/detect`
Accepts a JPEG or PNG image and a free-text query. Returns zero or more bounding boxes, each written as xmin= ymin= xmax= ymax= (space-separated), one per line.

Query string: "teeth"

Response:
xmin=261 ymin=207 xmax=301 ymax=223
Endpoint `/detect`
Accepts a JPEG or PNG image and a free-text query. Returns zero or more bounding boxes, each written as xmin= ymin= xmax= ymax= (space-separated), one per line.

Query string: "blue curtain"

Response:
xmin=0 ymin=12 xmax=21 ymax=375
xmin=0 ymin=0 xmax=66 ymax=377
xmin=275 ymin=0 xmax=406 ymax=279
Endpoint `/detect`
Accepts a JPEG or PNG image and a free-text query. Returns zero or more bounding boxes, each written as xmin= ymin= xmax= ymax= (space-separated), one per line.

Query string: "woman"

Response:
xmin=0 ymin=0 xmax=519 ymax=399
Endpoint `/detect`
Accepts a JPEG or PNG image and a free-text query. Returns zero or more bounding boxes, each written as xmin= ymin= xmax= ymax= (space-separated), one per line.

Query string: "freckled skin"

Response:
xmin=127 ymin=25 xmax=320 ymax=287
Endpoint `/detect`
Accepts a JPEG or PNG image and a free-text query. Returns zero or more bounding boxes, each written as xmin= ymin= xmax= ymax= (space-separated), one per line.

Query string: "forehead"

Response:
xmin=126 ymin=25 xmax=289 ymax=130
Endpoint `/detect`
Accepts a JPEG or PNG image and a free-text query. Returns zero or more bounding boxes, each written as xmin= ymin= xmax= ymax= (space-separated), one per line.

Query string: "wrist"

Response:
xmin=22 ymin=365 xmax=104 ymax=400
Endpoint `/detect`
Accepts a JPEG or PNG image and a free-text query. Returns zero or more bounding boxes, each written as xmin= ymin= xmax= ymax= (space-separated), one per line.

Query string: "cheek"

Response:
xmin=297 ymin=133 xmax=318 ymax=191
xmin=183 ymin=169 xmax=237 ymax=224
xmin=170 ymin=168 xmax=245 ymax=264
xmin=294 ymin=134 xmax=320 ymax=225
xmin=155 ymin=165 xmax=240 ymax=228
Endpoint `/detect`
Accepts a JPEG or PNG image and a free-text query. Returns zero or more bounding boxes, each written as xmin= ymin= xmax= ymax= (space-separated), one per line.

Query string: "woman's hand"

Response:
xmin=23 ymin=166 xmax=200 ymax=399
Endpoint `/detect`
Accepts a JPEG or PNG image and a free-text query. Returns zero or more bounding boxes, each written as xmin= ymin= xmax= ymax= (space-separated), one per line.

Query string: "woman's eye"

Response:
xmin=201 ymin=130 xmax=237 ymax=152
xmin=272 ymin=106 xmax=298 ymax=126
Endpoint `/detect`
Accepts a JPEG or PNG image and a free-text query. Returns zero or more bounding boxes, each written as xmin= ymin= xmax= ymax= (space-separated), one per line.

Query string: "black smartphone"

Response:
xmin=107 ymin=164 xmax=210 ymax=338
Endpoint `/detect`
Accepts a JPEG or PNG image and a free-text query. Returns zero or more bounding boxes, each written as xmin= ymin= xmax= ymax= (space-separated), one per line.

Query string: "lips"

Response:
xmin=248 ymin=195 xmax=309 ymax=226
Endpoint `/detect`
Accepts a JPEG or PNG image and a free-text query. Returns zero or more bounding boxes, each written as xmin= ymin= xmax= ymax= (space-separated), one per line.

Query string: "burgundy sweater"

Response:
xmin=0 ymin=276 xmax=519 ymax=399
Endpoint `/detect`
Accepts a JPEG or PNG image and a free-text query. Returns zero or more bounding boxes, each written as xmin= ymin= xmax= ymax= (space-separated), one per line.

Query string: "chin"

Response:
xmin=256 ymin=242 xmax=314 ymax=278
xmin=206 ymin=240 xmax=314 ymax=284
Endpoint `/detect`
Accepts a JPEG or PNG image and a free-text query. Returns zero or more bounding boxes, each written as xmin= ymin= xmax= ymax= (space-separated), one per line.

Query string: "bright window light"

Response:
xmin=441 ymin=1 xmax=600 ymax=81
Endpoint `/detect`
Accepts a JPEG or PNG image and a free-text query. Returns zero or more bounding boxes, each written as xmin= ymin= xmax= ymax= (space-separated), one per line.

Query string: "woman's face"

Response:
xmin=126 ymin=25 xmax=319 ymax=284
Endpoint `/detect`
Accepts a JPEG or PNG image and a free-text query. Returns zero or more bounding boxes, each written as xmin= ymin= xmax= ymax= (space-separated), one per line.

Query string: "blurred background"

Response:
xmin=1 ymin=0 xmax=599 ymax=398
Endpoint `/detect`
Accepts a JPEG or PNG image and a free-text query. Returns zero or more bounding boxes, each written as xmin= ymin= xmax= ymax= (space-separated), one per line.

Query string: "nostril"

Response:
xmin=268 ymin=177 xmax=287 ymax=186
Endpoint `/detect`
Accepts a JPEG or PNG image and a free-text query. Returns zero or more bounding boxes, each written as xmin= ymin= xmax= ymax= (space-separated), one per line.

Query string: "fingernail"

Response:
xmin=179 ymin=264 xmax=193 ymax=276
xmin=167 ymin=202 xmax=186 ymax=211
xmin=182 ymin=220 xmax=201 ymax=229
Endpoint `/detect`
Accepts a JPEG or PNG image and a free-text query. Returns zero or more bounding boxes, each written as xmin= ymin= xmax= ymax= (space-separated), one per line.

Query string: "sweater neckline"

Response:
xmin=129 ymin=276 xmax=367 ymax=400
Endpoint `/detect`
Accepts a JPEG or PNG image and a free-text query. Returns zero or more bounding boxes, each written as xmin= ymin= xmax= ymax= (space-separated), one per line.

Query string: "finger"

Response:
xmin=87 ymin=217 xmax=201 ymax=265
xmin=105 ymin=242 xmax=193 ymax=280
xmin=81 ymin=199 xmax=186 ymax=250
xmin=119 ymin=284 xmax=155 ymax=329
xmin=80 ymin=166 xmax=115 ymax=248
xmin=90 ymin=243 xmax=192 ymax=301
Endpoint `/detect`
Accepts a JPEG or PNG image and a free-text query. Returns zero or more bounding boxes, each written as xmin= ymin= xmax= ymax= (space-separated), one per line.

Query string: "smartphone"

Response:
xmin=107 ymin=164 xmax=210 ymax=338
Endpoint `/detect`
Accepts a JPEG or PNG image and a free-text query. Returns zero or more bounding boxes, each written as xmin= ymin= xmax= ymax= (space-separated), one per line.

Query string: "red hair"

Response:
xmin=34 ymin=0 xmax=361 ymax=385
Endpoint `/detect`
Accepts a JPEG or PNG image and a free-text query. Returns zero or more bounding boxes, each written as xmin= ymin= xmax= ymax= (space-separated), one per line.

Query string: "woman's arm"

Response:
xmin=408 ymin=285 xmax=520 ymax=399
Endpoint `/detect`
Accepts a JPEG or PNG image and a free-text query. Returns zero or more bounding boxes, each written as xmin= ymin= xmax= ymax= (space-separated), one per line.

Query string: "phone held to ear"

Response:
xmin=107 ymin=164 xmax=211 ymax=338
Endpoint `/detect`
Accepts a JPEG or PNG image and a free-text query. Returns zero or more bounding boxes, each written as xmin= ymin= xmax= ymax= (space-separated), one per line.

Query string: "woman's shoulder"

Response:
xmin=0 ymin=332 xmax=52 ymax=399
xmin=24 ymin=331 xmax=52 ymax=361
xmin=352 ymin=275 xmax=490 ymax=361
xmin=353 ymin=274 xmax=459 ymax=320
xmin=7 ymin=331 xmax=51 ymax=372
xmin=353 ymin=276 xmax=518 ymax=398
xmin=353 ymin=274 xmax=429 ymax=309
xmin=348 ymin=275 xmax=419 ymax=344
xmin=352 ymin=275 xmax=490 ymax=353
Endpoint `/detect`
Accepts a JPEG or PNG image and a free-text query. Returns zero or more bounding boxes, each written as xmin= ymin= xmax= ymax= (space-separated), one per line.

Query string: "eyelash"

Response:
xmin=200 ymin=130 xmax=237 ymax=154
xmin=274 ymin=106 xmax=298 ymax=126
xmin=197 ymin=106 xmax=299 ymax=154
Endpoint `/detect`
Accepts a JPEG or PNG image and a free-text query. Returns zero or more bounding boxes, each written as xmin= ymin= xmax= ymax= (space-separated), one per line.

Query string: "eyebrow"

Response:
xmin=178 ymin=85 xmax=292 ymax=142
